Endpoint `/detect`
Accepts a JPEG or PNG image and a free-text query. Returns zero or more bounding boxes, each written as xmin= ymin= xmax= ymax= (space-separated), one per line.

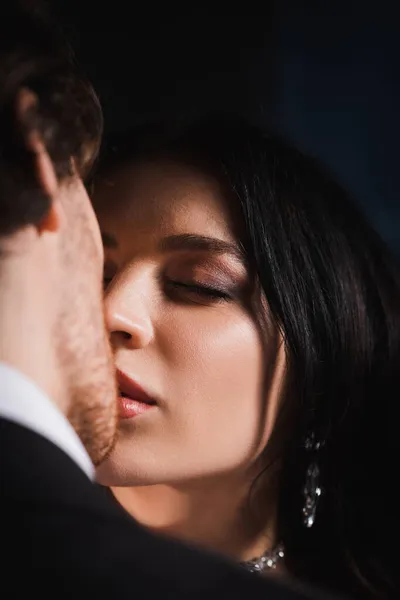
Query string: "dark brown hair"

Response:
xmin=0 ymin=2 xmax=102 ymax=236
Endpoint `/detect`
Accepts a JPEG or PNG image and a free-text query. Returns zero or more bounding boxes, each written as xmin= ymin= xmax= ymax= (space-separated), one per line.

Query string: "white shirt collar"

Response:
xmin=0 ymin=362 xmax=94 ymax=480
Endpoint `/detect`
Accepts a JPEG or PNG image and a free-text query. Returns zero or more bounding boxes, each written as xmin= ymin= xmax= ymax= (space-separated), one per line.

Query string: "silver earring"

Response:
xmin=302 ymin=433 xmax=322 ymax=528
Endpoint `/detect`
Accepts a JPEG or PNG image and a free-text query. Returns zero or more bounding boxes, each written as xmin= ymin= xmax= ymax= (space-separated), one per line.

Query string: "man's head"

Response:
xmin=0 ymin=3 xmax=117 ymax=464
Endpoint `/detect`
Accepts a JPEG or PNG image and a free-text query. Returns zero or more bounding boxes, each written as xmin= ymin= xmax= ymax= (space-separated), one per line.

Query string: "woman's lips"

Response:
xmin=117 ymin=370 xmax=157 ymax=420
xmin=118 ymin=396 xmax=155 ymax=419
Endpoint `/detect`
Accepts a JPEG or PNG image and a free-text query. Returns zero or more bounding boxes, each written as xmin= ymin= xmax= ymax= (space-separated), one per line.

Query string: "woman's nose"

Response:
xmin=105 ymin=288 xmax=154 ymax=349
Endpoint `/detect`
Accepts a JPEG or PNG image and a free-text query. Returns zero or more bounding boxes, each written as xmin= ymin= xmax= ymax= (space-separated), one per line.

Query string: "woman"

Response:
xmin=93 ymin=115 xmax=400 ymax=598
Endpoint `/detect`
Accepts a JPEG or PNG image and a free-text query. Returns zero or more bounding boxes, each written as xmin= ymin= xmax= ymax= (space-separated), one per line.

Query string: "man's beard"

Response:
xmin=55 ymin=198 xmax=118 ymax=466
xmin=66 ymin=350 xmax=118 ymax=466
xmin=56 ymin=286 xmax=118 ymax=466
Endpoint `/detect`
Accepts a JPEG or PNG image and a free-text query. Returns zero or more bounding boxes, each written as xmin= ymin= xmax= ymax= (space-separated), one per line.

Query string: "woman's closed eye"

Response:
xmin=165 ymin=279 xmax=233 ymax=303
xmin=104 ymin=273 xmax=232 ymax=302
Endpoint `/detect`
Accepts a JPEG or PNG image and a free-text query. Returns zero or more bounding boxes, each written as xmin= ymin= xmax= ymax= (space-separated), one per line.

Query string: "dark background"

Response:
xmin=53 ymin=1 xmax=400 ymax=255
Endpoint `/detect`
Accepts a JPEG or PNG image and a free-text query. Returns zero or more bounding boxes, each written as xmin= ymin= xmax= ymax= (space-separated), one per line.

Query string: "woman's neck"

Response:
xmin=111 ymin=472 xmax=278 ymax=561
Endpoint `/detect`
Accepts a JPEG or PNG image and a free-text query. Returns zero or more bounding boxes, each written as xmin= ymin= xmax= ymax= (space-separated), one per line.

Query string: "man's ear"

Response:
xmin=15 ymin=88 xmax=62 ymax=234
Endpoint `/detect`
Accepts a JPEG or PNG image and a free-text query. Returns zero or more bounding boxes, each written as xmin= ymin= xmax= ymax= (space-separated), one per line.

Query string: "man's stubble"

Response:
xmin=55 ymin=195 xmax=118 ymax=466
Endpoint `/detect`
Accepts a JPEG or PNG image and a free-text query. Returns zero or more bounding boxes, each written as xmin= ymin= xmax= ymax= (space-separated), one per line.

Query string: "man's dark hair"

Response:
xmin=0 ymin=2 xmax=102 ymax=236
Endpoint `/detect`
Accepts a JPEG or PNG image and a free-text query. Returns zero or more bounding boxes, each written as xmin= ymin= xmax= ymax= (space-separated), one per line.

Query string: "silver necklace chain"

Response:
xmin=240 ymin=542 xmax=285 ymax=573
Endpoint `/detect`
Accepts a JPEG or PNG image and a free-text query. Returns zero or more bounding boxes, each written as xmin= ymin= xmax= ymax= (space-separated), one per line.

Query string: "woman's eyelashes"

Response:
xmin=102 ymin=260 xmax=243 ymax=304
xmin=164 ymin=278 xmax=233 ymax=302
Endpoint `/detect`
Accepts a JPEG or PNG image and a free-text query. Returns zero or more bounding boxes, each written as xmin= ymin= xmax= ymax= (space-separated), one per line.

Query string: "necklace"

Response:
xmin=240 ymin=542 xmax=285 ymax=573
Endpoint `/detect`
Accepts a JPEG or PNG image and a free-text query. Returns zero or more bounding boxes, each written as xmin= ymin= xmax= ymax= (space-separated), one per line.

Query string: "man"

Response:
xmin=0 ymin=4 xmax=332 ymax=598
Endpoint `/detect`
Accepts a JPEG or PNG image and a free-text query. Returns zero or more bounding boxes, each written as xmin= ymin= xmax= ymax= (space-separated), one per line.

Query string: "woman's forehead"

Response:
xmin=94 ymin=160 xmax=239 ymax=242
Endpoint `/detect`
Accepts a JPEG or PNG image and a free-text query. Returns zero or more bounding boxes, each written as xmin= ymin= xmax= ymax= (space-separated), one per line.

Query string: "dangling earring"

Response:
xmin=302 ymin=433 xmax=323 ymax=528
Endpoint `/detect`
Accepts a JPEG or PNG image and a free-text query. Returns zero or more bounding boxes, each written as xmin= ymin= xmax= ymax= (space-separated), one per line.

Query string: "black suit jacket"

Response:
xmin=0 ymin=417 xmax=337 ymax=598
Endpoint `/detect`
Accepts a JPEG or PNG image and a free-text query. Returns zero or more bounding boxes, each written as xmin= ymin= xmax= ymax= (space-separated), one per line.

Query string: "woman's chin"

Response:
xmin=95 ymin=455 xmax=156 ymax=487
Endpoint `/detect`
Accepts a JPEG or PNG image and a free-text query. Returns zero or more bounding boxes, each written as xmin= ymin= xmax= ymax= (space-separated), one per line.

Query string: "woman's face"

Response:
xmin=95 ymin=161 xmax=285 ymax=486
